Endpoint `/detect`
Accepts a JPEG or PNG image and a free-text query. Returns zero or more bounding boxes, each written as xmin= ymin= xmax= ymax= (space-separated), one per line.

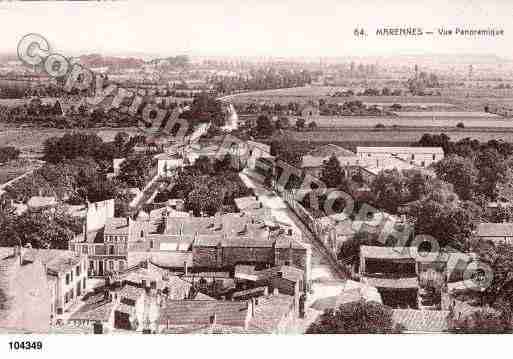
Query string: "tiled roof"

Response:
xmin=257 ymin=265 xmax=304 ymax=282
xmin=357 ymin=146 xmax=444 ymax=154
xmin=392 ymin=309 xmax=449 ymax=333
xmin=69 ymin=292 xmax=116 ymax=322
xmin=0 ymin=254 xmax=51 ymax=333
xmin=362 ymin=276 xmax=419 ymax=289
xmin=248 ymin=294 xmax=294 ymax=333
xmin=104 ymin=217 xmax=129 ymax=236
xmin=234 ymin=196 xmax=261 ymax=211
xmin=310 ymin=289 xmax=364 ymax=311
xmin=26 ymin=248 xmax=82 ymax=274
xmin=118 ymin=284 xmax=145 ymax=301
xmin=27 ymin=196 xmax=57 ymax=209
xmin=159 ymin=300 xmax=249 ymax=327
xmin=476 ymin=222 xmax=513 ymax=237
xmin=360 ymin=246 xmax=414 ymax=260
xmin=306 ymin=144 xmax=355 ymax=158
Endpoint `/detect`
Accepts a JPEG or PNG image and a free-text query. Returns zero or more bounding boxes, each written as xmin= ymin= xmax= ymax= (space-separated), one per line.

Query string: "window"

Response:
xmin=109 ymin=261 xmax=114 ymax=271
xmin=89 ymin=260 xmax=94 ymax=270
xmin=65 ymin=273 xmax=70 ymax=285
xmin=69 ymin=244 xmax=74 ymax=251
xmin=83 ymin=246 xmax=88 ymax=255
xmin=70 ymin=271 xmax=73 ymax=282
xmin=83 ymin=278 xmax=86 ymax=290
xmin=70 ymin=289 xmax=74 ymax=300
xmin=109 ymin=245 xmax=115 ymax=255
xmin=64 ymin=293 xmax=69 ymax=304
xmin=118 ymin=261 xmax=124 ymax=271
xmin=411 ymin=154 xmax=415 ymax=160
xmin=76 ymin=265 xmax=80 ymax=277
xmin=421 ymin=161 xmax=425 ymax=167
xmin=433 ymin=154 xmax=436 ymax=160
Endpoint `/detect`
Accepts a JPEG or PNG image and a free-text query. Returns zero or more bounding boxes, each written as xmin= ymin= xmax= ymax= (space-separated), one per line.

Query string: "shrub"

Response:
xmin=456 ymin=122 xmax=465 ymax=128
xmin=375 ymin=123 xmax=385 ymax=129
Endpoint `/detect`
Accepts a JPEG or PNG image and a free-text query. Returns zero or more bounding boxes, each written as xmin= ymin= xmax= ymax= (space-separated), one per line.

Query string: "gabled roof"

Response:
xmin=159 ymin=300 xmax=249 ymax=327
xmin=392 ymin=309 xmax=449 ymax=333
xmin=306 ymin=144 xmax=355 ymax=158
xmin=356 ymin=146 xmax=444 ymax=155
xmin=476 ymin=222 xmax=513 ymax=237
xmin=248 ymin=293 xmax=294 ymax=333
xmin=27 ymin=196 xmax=57 ymax=209
xmin=362 ymin=276 xmax=419 ymax=289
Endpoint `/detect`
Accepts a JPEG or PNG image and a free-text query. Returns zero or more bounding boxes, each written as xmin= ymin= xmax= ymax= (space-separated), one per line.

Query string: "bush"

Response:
xmin=456 ymin=122 xmax=465 ymax=129
xmin=375 ymin=123 xmax=385 ymax=129
xmin=0 ymin=146 xmax=20 ymax=163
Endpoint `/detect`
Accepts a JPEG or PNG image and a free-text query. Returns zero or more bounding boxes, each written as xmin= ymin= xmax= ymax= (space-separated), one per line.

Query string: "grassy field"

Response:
xmin=284 ymin=128 xmax=513 ymax=144
xmin=292 ymin=115 xmax=513 ymax=128
xmin=0 ymin=124 xmax=141 ymax=158
xmin=0 ymin=158 xmax=41 ymax=184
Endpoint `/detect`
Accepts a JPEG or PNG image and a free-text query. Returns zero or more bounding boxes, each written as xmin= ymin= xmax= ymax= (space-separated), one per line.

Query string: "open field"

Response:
xmin=0 ymin=158 xmax=42 ymax=184
xmin=0 ymin=124 xmax=141 ymax=158
xmin=393 ymin=111 xmax=499 ymax=118
xmin=292 ymin=115 xmax=513 ymax=128
xmin=283 ymin=128 xmax=513 ymax=144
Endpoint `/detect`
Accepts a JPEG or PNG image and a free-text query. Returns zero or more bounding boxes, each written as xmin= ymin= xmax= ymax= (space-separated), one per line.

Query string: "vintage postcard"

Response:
xmin=0 ymin=1 xmax=512 ymax=352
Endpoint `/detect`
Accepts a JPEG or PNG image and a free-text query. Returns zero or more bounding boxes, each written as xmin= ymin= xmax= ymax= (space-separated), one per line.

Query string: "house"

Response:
xmin=67 ymin=291 xmax=116 ymax=333
xmin=476 ymin=222 xmax=513 ymax=245
xmin=356 ymin=147 xmax=444 ymax=168
xmin=300 ymin=103 xmax=320 ymax=118
xmin=159 ymin=300 xmax=252 ymax=333
xmin=247 ymin=292 xmax=298 ymax=333
xmin=234 ymin=196 xmax=261 ymax=212
xmin=1 ymin=246 xmax=88 ymax=318
xmin=155 ymin=153 xmax=184 ymax=177
xmin=27 ymin=196 xmax=57 ymax=212
xmin=71 ymin=210 xmax=312 ymax=284
xmin=0 ymin=247 xmax=52 ymax=333
xmin=392 ymin=309 xmax=449 ymax=333
xmin=359 ymin=246 xmax=419 ymax=309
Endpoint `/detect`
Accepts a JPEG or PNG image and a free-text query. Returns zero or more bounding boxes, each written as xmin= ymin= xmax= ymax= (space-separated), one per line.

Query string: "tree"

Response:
xmin=320 ymin=155 xmax=343 ymax=188
xmin=306 ymin=300 xmax=402 ymax=334
xmin=255 ymin=114 xmax=274 ymax=137
xmin=369 ymin=169 xmax=409 ymax=214
xmin=449 ymin=307 xmax=511 ymax=333
xmin=275 ymin=117 xmax=290 ymax=130
xmin=475 ymin=148 xmax=508 ymax=200
xmin=193 ymin=155 xmax=214 ymax=175
xmin=296 ymin=118 xmax=305 ymax=131
xmin=117 ymin=154 xmax=153 ymax=189
xmin=184 ymin=186 xmax=222 ymax=216
xmin=0 ymin=146 xmax=20 ymax=163
xmin=434 ymin=155 xmax=478 ymax=201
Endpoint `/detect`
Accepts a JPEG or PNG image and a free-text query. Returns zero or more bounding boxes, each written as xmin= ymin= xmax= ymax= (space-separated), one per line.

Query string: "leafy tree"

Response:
xmin=0 ymin=146 xmax=20 ymax=163
xmin=449 ymin=307 xmax=511 ymax=333
xmin=306 ymin=300 xmax=402 ymax=334
xmin=193 ymin=155 xmax=214 ymax=175
xmin=185 ymin=186 xmax=223 ymax=216
xmin=117 ymin=154 xmax=153 ymax=189
xmin=307 ymin=121 xmax=318 ymax=130
xmin=320 ymin=155 xmax=344 ymax=188
xmin=255 ymin=115 xmax=274 ymax=137
xmin=369 ymin=169 xmax=409 ymax=214
xmin=434 ymin=155 xmax=478 ymax=201
xmin=475 ymin=148 xmax=508 ymax=200
xmin=296 ymin=118 xmax=305 ymax=131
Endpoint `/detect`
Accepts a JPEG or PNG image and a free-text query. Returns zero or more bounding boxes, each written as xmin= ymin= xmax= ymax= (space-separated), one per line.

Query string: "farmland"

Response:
xmin=0 ymin=123 xmax=141 ymax=158
xmin=290 ymin=115 xmax=513 ymax=128
xmin=0 ymin=158 xmax=42 ymax=184
xmin=283 ymin=128 xmax=513 ymax=146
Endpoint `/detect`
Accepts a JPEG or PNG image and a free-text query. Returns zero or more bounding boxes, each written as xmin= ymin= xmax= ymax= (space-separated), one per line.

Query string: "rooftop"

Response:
xmin=248 ymin=293 xmax=294 ymax=333
xmin=362 ymin=276 xmax=419 ymax=289
xmin=27 ymin=196 xmax=57 ymax=209
xmin=392 ymin=309 xmax=449 ymax=333
xmin=476 ymin=222 xmax=513 ymax=237
xmin=356 ymin=146 xmax=444 ymax=155
xmin=69 ymin=292 xmax=116 ymax=322
xmin=306 ymin=144 xmax=355 ymax=158
xmin=159 ymin=300 xmax=249 ymax=327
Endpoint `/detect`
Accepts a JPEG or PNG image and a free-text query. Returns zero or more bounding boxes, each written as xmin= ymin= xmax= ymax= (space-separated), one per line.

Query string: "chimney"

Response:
xmin=250 ymin=298 xmax=256 ymax=317
xmin=184 ymin=261 xmax=188 ymax=276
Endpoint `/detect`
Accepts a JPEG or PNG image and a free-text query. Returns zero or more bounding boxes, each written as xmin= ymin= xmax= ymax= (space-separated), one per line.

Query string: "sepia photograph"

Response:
xmin=0 ymin=1 xmax=513 ymax=354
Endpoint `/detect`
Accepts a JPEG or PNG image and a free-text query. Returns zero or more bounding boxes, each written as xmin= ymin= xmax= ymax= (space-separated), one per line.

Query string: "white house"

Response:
xmin=356 ymin=146 xmax=444 ymax=167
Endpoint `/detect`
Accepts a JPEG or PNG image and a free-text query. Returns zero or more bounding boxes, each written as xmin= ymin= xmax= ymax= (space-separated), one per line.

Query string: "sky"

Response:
xmin=1 ymin=0 xmax=513 ymax=59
